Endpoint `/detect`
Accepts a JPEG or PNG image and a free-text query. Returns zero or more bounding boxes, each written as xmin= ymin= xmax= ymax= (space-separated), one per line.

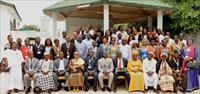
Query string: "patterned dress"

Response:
xmin=35 ymin=60 xmax=56 ymax=90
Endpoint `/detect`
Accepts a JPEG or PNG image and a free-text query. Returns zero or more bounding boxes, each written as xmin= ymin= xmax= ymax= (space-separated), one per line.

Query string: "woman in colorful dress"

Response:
xmin=127 ymin=50 xmax=144 ymax=92
xmin=180 ymin=38 xmax=199 ymax=91
xmin=139 ymin=39 xmax=154 ymax=59
xmin=66 ymin=51 xmax=85 ymax=91
xmin=108 ymin=37 xmax=119 ymax=58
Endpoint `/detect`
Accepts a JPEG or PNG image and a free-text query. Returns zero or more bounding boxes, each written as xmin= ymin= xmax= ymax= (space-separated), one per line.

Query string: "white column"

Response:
xmin=52 ymin=12 xmax=58 ymax=39
xmin=103 ymin=4 xmax=109 ymax=35
xmin=157 ymin=10 xmax=163 ymax=30
xmin=147 ymin=16 xmax=152 ymax=27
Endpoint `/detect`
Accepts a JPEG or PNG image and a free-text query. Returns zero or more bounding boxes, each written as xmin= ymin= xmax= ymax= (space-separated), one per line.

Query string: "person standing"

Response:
xmin=20 ymin=38 xmax=32 ymax=59
xmin=32 ymin=36 xmax=45 ymax=60
xmin=23 ymin=51 xmax=39 ymax=94
xmin=119 ymin=39 xmax=131 ymax=59
xmin=180 ymin=38 xmax=199 ymax=92
xmin=2 ymin=42 xmax=24 ymax=92
xmin=4 ymin=34 xmax=13 ymax=50
xmin=75 ymin=35 xmax=87 ymax=58
xmin=17 ymin=37 xmax=22 ymax=49
xmin=61 ymin=36 xmax=76 ymax=60
xmin=50 ymin=39 xmax=61 ymax=60
xmin=98 ymin=51 xmax=114 ymax=92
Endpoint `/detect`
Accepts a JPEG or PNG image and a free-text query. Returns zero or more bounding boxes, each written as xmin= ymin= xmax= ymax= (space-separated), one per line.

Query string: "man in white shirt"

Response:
xmin=83 ymin=33 xmax=94 ymax=50
xmin=53 ymin=52 xmax=69 ymax=90
xmin=119 ymin=39 xmax=131 ymax=59
xmin=142 ymin=51 xmax=159 ymax=93
xmin=75 ymin=35 xmax=87 ymax=58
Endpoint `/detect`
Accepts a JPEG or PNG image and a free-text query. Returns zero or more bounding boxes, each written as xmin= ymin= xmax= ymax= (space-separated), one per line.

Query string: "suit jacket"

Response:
xmin=92 ymin=46 xmax=103 ymax=60
xmin=83 ymin=56 xmax=98 ymax=72
xmin=61 ymin=42 xmax=76 ymax=60
xmin=53 ymin=58 xmax=69 ymax=74
xmin=32 ymin=44 xmax=45 ymax=60
xmin=113 ymin=57 xmax=128 ymax=72
xmin=98 ymin=58 xmax=114 ymax=72
xmin=23 ymin=58 xmax=39 ymax=73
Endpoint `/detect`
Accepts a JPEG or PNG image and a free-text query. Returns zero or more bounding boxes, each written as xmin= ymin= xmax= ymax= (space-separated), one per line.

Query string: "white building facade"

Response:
xmin=0 ymin=1 xmax=21 ymax=59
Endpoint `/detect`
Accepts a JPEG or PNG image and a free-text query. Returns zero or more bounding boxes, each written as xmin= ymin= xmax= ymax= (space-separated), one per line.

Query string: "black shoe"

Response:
xmin=93 ymin=87 xmax=97 ymax=92
xmin=25 ymin=87 xmax=31 ymax=93
xmin=85 ymin=87 xmax=89 ymax=92
xmin=48 ymin=89 xmax=53 ymax=94
xmin=14 ymin=89 xmax=18 ymax=92
xmin=143 ymin=89 xmax=148 ymax=93
xmin=7 ymin=90 xmax=11 ymax=94
xmin=153 ymin=89 xmax=159 ymax=93
xmin=33 ymin=87 xmax=41 ymax=93
xmin=113 ymin=88 xmax=117 ymax=92
xmin=102 ymin=87 xmax=105 ymax=92
xmin=107 ymin=87 xmax=112 ymax=92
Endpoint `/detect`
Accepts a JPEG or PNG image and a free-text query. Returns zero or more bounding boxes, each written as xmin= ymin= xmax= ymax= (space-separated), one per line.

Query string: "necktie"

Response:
xmin=30 ymin=59 xmax=33 ymax=70
xmin=118 ymin=59 xmax=122 ymax=69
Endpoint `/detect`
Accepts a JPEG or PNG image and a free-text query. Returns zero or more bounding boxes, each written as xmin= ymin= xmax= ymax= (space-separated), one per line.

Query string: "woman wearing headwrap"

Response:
xmin=180 ymin=38 xmax=199 ymax=92
xmin=157 ymin=52 xmax=175 ymax=92
xmin=127 ymin=50 xmax=144 ymax=92
xmin=66 ymin=51 xmax=85 ymax=91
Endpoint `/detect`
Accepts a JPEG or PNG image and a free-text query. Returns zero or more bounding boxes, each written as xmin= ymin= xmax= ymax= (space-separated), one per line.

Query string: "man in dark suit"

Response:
xmin=61 ymin=36 xmax=76 ymax=60
xmin=90 ymin=41 xmax=103 ymax=60
xmin=23 ymin=51 xmax=39 ymax=93
xmin=113 ymin=51 xmax=129 ymax=92
xmin=53 ymin=51 xmax=70 ymax=89
xmin=32 ymin=36 xmax=45 ymax=60
xmin=83 ymin=48 xmax=98 ymax=92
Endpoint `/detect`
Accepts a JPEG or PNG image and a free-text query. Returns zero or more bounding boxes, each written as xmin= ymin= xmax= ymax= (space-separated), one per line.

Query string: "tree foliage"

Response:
xmin=18 ymin=24 xmax=40 ymax=32
xmin=162 ymin=0 xmax=200 ymax=33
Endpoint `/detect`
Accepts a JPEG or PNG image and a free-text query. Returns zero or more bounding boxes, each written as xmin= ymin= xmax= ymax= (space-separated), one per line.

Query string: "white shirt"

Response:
xmin=58 ymin=60 xmax=65 ymax=71
xmin=119 ymin=44 xmax=131 ymax=59
xmin=117 ymin=58 xmax=124 ymax=68
xmin=41 ymin=60 xmax=50 ymax=72
xmin=142 ymin=58 xmax=157 ymax=73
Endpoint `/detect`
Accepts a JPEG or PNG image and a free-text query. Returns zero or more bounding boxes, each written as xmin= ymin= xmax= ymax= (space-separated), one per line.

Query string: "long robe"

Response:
xmin=158 ymin=61 xmax=175 ymax=91
xmin=2 ymin=49 xmax=24 ymax=90
xmin=127 ymin=59 xmax=144 ymax=91
xmin=142 ymin=58 xmax=159 ymax=89
xmin=181 ymin=46 xmax=199 ymax=91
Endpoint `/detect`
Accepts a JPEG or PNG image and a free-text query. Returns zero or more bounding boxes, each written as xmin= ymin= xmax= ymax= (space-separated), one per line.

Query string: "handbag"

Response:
xmin=186 ymin=61 xmax=198 ymax=69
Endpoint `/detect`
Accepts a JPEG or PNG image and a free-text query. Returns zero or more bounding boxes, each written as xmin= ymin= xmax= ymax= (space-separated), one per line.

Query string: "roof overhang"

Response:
xmin=0 ymin=1 xmax=22 ymax=21
xmin=43 ymin=0 xmax=173 ymax=23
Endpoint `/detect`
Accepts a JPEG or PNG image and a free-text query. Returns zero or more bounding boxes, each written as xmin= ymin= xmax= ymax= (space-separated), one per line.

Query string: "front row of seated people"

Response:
xmin=0 ymin=48 xmax=196 ymax=93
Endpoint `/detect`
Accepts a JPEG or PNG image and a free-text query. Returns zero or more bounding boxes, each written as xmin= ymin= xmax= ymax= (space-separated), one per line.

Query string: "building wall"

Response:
xmin=0 ymin=5 xmax=12 ymax=59
xmin=65 ymin=17 xmax=103 ymax=35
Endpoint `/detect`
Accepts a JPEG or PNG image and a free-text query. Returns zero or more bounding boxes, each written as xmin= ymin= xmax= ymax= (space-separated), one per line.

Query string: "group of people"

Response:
xmin=0 ymin=25 xmax=199 ymax=94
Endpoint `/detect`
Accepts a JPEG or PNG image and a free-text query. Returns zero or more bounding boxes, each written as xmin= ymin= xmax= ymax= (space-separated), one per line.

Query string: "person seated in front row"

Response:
xmin=127 ymin=50 xmax=144 ymax=92
xmin=23 ymin=51 xmax=39 ymax=94
xmin=83 ymin=48 xmax=98 ymax=92
xmin=34 ymin=52 xmax=57 ymax=94
xmin=142 ymin=51 xmax=159 ymax=93
xmin=66 ymin=51 xmax=85 ymax=91
xmin=113 ymin=51 xmax=129 ymax=92
xmin=157 ymin=52 xmax=175 ymax=92
xmin=53 ymin=51 xmax=70 ymax=90
xmin=169 ymin=50 xmax=186 ymax=93
xmin=98 ymin=51 xmax=114 ymax=92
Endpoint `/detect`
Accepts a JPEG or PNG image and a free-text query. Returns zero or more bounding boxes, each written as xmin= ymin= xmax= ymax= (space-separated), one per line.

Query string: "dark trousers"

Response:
xmin=113 ymin=71 xmax=130 ymax=90
xmin=84 ymin=71 xmax=98 ymax=89
xmin=173 ymin=72 xmax=187 ymax=92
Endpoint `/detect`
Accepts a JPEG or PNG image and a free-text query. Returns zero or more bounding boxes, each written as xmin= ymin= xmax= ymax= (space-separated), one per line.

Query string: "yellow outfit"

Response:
xmin=127 ymin=59 xmax=144 ymax=91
